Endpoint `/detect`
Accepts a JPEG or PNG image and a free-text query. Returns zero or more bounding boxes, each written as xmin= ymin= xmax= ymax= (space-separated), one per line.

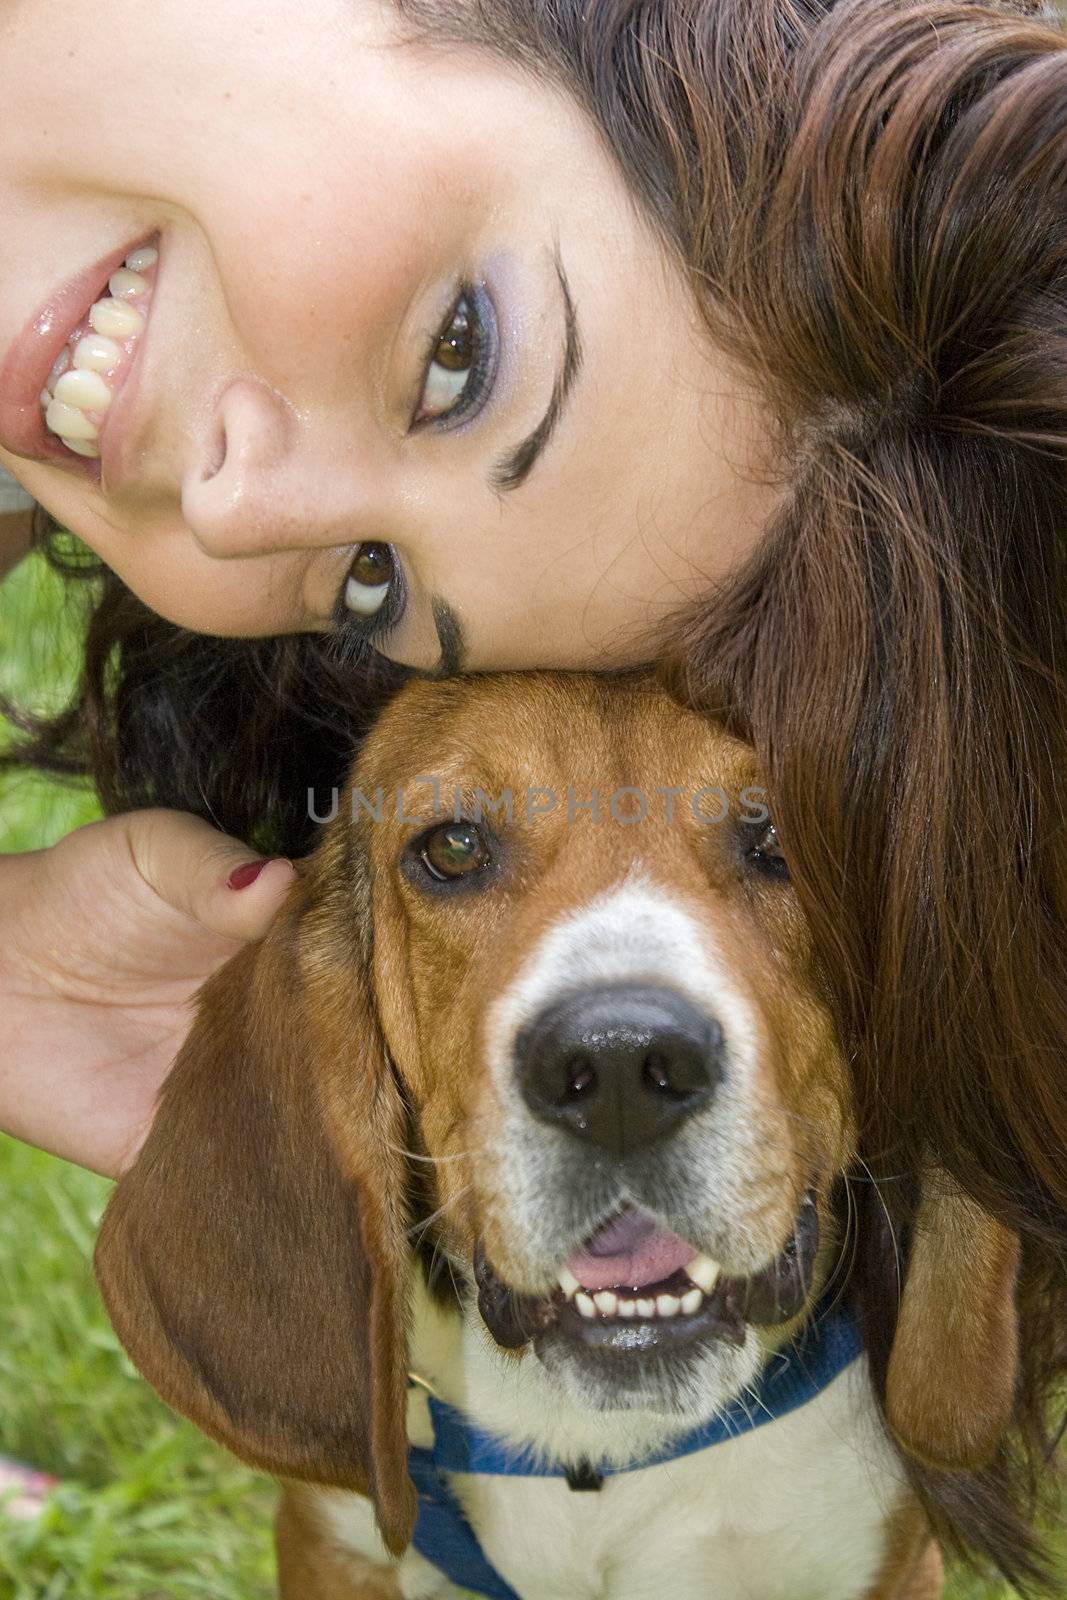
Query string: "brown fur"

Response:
xmin=887 ymin=1180 xmax=1021 ymax=1473
xmin=276 ymin=1487 xmax=403 ymax=1600
xmin=96 ymin=851 xmax=416 ymax=1553
xmin=864 ymin=1504 xmax=945 ymax=1600
xmin=96 ymin=672 xmax=1030 ymax=1597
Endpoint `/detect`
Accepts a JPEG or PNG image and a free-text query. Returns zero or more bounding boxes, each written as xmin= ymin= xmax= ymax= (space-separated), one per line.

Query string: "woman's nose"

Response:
xmin=180 ymin=376 xmax=382 ymax=558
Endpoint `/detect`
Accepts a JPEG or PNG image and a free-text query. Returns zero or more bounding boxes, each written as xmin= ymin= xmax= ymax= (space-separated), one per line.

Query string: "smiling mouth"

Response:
xmin=39 ymin=239 xmax=159 ymax=462
xmin=473 ymin=1194 xmax=820 ymax=1356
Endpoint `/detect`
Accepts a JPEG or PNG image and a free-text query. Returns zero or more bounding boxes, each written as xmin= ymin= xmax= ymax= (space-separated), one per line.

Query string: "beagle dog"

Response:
xmin=95 ymin=671 xmax=1020 ymax=1600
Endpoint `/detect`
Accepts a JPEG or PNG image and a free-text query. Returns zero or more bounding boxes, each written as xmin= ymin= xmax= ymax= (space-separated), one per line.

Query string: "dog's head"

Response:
xmin=95 ymin=672 xmax=1020 ymax=1553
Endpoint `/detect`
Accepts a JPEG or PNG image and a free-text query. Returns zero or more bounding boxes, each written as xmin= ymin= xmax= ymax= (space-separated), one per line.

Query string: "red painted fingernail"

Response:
xmin=227 ymin=859 xmax=270 ymax=891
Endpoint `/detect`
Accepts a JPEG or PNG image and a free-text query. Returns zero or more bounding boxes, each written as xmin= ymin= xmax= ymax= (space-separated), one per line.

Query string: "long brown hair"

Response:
xmin=7 ymin=0 xmax=1067 ymax=1582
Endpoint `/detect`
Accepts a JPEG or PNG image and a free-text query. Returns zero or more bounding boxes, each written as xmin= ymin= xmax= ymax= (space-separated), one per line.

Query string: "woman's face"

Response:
xmin=0 ymin=0 xmax=781 ymax=672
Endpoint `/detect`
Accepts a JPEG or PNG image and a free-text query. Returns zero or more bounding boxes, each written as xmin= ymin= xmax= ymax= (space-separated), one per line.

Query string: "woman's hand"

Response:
xmin=0 ymin=812 xmax=297 ymax=1179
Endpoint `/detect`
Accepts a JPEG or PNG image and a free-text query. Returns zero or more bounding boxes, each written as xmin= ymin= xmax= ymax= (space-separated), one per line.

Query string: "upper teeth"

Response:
xmin=53 ymin=370 xmax=112 ymax=414
xmin=74 ymin=334 xmax=123 ymax=374
xmin=90 ymin=297 xmax=145 ymax=340
xmin=124 ymin=245 xmax=158 ymax=274
xmin=558 ymin=1265 xmax=582 ymax=1297
xmin=687 ymin=1254 xmax=721 ymax=1294
xmin=41 ymin=244 xmax=157 ymax=460
xmin=557 ymin=1251 xmax=722 ymax=1323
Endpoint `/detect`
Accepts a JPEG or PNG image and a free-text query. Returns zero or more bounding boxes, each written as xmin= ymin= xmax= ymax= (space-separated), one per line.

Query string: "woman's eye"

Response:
xmin=347 ymin=547 xmax=404 ymax=627
xmin=413 ymin=286 xmax=498 ymax=430
xmin=345 ymin=542 xmax=395 ymax=617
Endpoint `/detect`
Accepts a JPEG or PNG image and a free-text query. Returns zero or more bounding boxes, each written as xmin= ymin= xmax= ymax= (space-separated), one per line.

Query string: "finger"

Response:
xmin=124 ymin=810 xmax=298 ymax=943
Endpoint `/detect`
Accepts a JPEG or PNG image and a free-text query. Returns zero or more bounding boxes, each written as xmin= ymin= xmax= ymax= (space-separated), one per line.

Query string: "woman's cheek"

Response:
xmin=104 ymin=542 xmax=307 ymax=637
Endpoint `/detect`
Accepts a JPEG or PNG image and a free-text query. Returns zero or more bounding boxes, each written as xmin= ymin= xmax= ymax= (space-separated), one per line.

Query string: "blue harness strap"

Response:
xmin=407 ymin=1446 xmax=525 ymax=1600
xmin=408 ymin=1298 xmax=864 ymax=1599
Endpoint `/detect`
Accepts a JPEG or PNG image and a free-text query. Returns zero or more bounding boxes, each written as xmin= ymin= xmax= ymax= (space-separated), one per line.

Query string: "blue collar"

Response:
xmin=408 ymin=1296 xmax=864 ymax=1600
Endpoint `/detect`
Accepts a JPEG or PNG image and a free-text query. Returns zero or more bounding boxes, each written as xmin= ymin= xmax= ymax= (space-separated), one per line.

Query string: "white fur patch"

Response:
xmin=314 ymin=1276 xmax=907 ymax=1600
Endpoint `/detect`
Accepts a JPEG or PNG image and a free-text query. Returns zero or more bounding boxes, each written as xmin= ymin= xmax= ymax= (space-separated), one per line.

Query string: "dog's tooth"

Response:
xmin=593 ymin=1291 xmax=618 ymax=1316
xmin=680 ymin=1288 xmax=704 ymax=1316
xmin=656 ymin=1294 xmax=681 ymax=1318
xmin=636 ymin=1297 xmax=656 ymax=1318
xmin=575 ymin=1293 xmax=596 ymax=1319
xmin=617 ymin=1299 xmax=637 ymax=1318
xmin=558 ymin=1266 xmax=581 ymax=1299
xmin=686 ymin=1253 xmax=721 ymax=1294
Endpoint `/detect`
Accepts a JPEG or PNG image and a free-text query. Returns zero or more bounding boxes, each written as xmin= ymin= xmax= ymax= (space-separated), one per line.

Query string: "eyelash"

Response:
xmin=333 ymin=547 xmax=408 ymax=647
xmin=411 ymin=282 xmax=500 ymax=432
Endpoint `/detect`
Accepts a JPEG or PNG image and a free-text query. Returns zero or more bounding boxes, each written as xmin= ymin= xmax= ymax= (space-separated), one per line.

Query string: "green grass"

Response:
xmin=0 ymin=552 xmax=100 ymax=851
xmin=0 ymin=1139 xmax=276 ymax=1600
xmin=0 ymin=550 xmax=1042 ymax=1597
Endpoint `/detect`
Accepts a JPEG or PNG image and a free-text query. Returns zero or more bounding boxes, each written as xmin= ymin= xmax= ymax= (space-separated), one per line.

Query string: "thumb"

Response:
xmin=123 ymin=809 xmax=299 ymax=943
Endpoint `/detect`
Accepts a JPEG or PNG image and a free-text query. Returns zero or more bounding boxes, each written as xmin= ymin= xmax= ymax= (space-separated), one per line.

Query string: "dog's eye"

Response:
xmin=745 ymin=820 xmax=791 ymax=882
xmin=419 ymin=822 xmax=491 ymax=883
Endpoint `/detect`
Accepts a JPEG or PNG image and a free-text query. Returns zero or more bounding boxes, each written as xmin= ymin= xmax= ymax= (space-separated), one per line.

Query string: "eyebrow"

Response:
xmin=432 ymin=595 xmax=467 ymax=678
xmin=489 ymin=255 xmax=584 ymax=495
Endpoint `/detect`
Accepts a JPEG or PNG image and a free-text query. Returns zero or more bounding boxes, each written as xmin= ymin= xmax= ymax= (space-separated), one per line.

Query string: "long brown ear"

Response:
xmin=94 ymin=860 xmax=416 ymax=1555
xmin=886 ymin=1174 xmax=1020 ymax=1473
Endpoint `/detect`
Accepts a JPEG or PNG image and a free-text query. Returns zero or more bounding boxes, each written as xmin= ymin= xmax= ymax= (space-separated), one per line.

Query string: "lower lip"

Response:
xmin=0 ymin=237 xmax=150 ymax=476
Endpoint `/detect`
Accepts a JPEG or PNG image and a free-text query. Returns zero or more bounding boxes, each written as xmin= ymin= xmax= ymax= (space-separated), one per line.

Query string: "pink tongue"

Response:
xmin=566 ymin=1207 xmax=695 ymax=1293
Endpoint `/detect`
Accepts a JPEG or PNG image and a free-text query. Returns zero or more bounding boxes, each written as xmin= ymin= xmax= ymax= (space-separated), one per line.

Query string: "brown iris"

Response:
xmin=421 ymin=822 xmax=490 ymax=881
xmin=435 ymin=300 xmax=474 ymax=373
xmin=352 ymin=543 xmax=394 ymax=587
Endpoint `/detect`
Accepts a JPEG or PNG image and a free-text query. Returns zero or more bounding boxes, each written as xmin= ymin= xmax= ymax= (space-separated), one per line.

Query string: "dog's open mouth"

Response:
xmin=474 ymin=1194 xmax=819 ymax=1355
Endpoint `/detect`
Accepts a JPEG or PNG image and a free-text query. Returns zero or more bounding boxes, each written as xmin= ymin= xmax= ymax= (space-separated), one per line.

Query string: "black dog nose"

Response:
xmin=516 ymin=986 xmax=723 ymax=1157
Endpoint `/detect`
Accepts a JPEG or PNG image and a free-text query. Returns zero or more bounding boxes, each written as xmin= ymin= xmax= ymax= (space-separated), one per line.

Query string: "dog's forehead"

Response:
xmin=351 ymin=673 xmax=760 ymax=800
